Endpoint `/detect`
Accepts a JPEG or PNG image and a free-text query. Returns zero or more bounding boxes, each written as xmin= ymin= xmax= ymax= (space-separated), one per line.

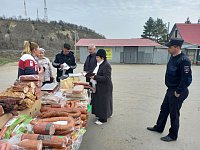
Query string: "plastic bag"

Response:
xmin=72 ymin=129 xmax=86 ymax=150
xmin=8 ymin=134 xmax=22 ymax=146
xmin=41 ymin=91 xmax=66 ymax=105
xmin=4 ymin=115 xmax=28 ymax=139
xmin=12 ymin=116 xmax=32 ymax=136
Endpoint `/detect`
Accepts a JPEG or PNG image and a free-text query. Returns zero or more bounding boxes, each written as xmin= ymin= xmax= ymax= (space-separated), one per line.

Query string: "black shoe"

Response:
xmin=147 ymin=127 xmax=162 ymax=133
xmin=160 ymin=135 xmax=176 ymax=142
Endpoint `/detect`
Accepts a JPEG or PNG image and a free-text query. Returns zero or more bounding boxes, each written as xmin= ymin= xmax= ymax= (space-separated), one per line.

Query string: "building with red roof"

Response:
xmin=76 ymin=38 xmax=169 ymax=64
xmin=169 ymin=23 xmax=200 ymax=64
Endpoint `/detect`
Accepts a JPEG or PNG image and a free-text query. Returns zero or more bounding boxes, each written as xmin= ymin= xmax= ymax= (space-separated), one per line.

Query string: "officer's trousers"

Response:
xmin=154 ymin=88 xmax=189 ymax=139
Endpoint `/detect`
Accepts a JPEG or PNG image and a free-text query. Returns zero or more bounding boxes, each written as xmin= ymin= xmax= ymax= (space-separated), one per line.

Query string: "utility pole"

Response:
xmin=72 ymin=31 xmax=79 ymax=58
xmin=24 ymin=0 xmax=27 ymax=19
xmin=44 ymin=0 xmax=48 ymax=22
xmin=167 ymin=22 xmax=170 ymax=41
xmin=37 ymin=8 xmax=39 ymax=21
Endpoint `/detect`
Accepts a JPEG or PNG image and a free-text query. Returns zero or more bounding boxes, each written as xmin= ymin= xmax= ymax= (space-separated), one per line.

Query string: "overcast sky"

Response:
xmin=0 ymin=0 xmax=200 ymax=38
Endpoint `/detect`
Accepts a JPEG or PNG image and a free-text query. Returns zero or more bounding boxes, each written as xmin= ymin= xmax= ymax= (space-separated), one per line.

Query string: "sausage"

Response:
xmin=75 ymin=124 xmax=82 ymax=130
xmin=65 ymin=101 xmax=75 ymax=109
xmin=40 ymin=108 xmax=81 ymax=118
xmin=40 ymin=106 xmax=50 ymax=112
xmin=0 ymin=143 xmax=7 ymax=150
xmin=76 ymin=108 xmax=87 ymax=114
xmin=38 ymin=111 xmax=69 ymax=119
xmin=74 ymin=117 xmax=82 ymax=125
xmin=73 ymin=81 xmax=90 ymax=86
xmin=40 ymin=107 xmax=68 ymax=112
xmin=43 ymin=147 xmax=70 ymax=150
xmin=0 ymin=127 xmax=7 ymax=139
xmin=80 ymin=114 xmax=87 ymax=121
xmin=19 ymin=75 xmax=40 ymax=81
xmin=18 ymin=139 xmax=42 ymax=150
xmin=31 ymin=117 xmax=75 ymax=132
xmin=54 ymin=130 xmax=74 ymax=136
xmin=21 ymin=134 xmax=67 ymax=148
xmin=66 ymin=109 xmax=81 ymax=118
xmin=0 ymin=105 xmax=5 ymax=116
xmin=51 ymin=104 xmax=62 ymax=108
xmin=42 ymin=141 xmax=65 ymax=149
xmin=82 ymin=121 xmax=87 ymax=127
xmin=33 ymin=123 xmax=55 ymax=135
xmin=66 ymin=139 xmax=73 ymax=148
xmin=5 ymin=143 xmax=10 ymax=150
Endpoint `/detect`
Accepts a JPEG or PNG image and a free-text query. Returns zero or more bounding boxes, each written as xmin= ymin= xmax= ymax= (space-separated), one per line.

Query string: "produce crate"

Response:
xmin=0 ymin=100 xmax=41 ymax=129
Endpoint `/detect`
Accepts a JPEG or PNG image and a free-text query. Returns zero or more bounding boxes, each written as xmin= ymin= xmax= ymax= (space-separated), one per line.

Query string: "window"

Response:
xmin=175 ymin=29 xmax=178 ymax=38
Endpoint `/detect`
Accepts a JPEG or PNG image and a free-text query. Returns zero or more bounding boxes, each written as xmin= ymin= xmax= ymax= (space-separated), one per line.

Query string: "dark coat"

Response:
xmin=92 ymin=60 xmax=113 ymax=119
xmin=84 ymin=53 xmax=97 ymax=82
xmin=84 ymin=53 xmax=97 ymax=72
xmin=52 ymin=51 xmax=76 ymax=82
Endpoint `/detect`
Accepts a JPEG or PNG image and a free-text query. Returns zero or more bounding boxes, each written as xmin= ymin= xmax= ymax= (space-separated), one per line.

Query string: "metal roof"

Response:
xmin=171 ymin=23 xmax=200 ymax=46
xmin=76 ymin=38 xmax=161 ymax=47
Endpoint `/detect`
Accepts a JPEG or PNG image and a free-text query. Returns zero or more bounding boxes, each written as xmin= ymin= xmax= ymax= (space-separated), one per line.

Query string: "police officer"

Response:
xmin=147 ymin=38 xmax=192 ymax=142
xmin=52 ymin=43 xmax=77 ymax=82
xmin=84 ymin=44 xmax=97 ymax=82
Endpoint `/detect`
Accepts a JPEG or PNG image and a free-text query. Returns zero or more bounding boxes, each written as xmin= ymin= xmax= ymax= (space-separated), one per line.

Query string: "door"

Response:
xmin=124 ymin=47 xmax=138 ymax=63
xmin=120 ymin=52 xmax=124 ymax=63
xmin=196 ymin=49 xmax=200 ymax=64
xmin=187 ymin=49 xmax=196 ymax=64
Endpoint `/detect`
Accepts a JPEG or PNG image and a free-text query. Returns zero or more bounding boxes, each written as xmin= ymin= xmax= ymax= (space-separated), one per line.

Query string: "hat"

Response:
xmin=39 ymin=48 xmax=45 ymax=52
xmin=96 ymin=49 xmax=107 ymax=58
xmin=165 ymin=38 xmax=184 ymax=48
xmin=64 ymin=43 xmax=71 ymax=50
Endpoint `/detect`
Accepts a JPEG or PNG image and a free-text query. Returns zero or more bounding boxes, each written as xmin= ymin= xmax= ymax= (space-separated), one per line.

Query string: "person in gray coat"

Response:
xmin=38 ymin=48 xmax=54 ymax=85
xmin=90 ymin=49 xmax=113 ymax=125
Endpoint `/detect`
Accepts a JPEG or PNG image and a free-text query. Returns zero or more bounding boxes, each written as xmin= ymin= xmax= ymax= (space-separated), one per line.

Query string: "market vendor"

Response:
xmin=38 ymin=48 xmax=54 ymax=86
xmin=52 ymin=43 xmax=77 ymax=82
xmin=18 ymin=41 xmax=44 ymax=78
xmin=90 ymin=49 xmax=113 ymax=125
xmin=84 ymin=44 xmax=97 ymax=82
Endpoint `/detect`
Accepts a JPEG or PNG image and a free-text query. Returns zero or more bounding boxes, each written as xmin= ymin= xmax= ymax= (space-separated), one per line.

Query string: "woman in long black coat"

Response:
xmin=90 ymin=49 xmax=113 ymax=125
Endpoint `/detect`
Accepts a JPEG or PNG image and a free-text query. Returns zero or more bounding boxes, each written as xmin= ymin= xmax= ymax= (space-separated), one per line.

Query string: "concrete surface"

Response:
xmin=0 ymin=63 xmax=199 ymax=150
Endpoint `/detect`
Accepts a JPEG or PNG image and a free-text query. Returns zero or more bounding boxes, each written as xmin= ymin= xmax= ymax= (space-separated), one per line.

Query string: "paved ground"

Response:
xmin=0 ymin=63 xmax=199 ymax=150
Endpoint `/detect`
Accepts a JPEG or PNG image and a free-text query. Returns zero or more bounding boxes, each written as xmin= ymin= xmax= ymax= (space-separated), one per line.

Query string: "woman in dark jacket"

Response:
xmin=90 ymin=49 xmax=113 ymax=125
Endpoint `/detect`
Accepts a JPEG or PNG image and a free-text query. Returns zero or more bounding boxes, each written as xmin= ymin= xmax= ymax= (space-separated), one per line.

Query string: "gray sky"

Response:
xmin=0 ymin=0 xmax=200 ymax=38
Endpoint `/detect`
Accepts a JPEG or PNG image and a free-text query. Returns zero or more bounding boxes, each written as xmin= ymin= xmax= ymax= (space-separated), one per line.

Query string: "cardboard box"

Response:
xmin=0 ymin=100 xmax=41 ymax=129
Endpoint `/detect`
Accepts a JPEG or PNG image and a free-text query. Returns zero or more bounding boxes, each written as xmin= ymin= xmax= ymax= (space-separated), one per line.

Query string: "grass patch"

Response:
xmin=0 ymin=57 xmax=18 ymax=66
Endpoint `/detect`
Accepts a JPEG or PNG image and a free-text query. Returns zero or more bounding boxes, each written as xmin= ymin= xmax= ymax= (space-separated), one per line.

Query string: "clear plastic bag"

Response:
xmin=72 ymin=129 xmax=86 ymax=150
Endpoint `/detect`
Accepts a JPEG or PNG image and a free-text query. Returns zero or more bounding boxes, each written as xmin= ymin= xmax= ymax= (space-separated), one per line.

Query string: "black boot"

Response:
xmin=147 ymin=126 xmax=162 ymax=133
xmin=160 ymin=135 xmax=176 ymax=142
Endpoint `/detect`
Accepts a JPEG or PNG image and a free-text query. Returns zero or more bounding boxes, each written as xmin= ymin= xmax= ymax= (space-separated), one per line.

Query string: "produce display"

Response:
xmin=0 ymin=76 xmax=90 ymax=150
xmin=0 ymin=75 xmax=41 ymax=114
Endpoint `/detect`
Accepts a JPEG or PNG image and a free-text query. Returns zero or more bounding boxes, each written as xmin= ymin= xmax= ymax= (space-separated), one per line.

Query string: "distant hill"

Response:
xmin=0 ymin=18 xmax=105 ymax=51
